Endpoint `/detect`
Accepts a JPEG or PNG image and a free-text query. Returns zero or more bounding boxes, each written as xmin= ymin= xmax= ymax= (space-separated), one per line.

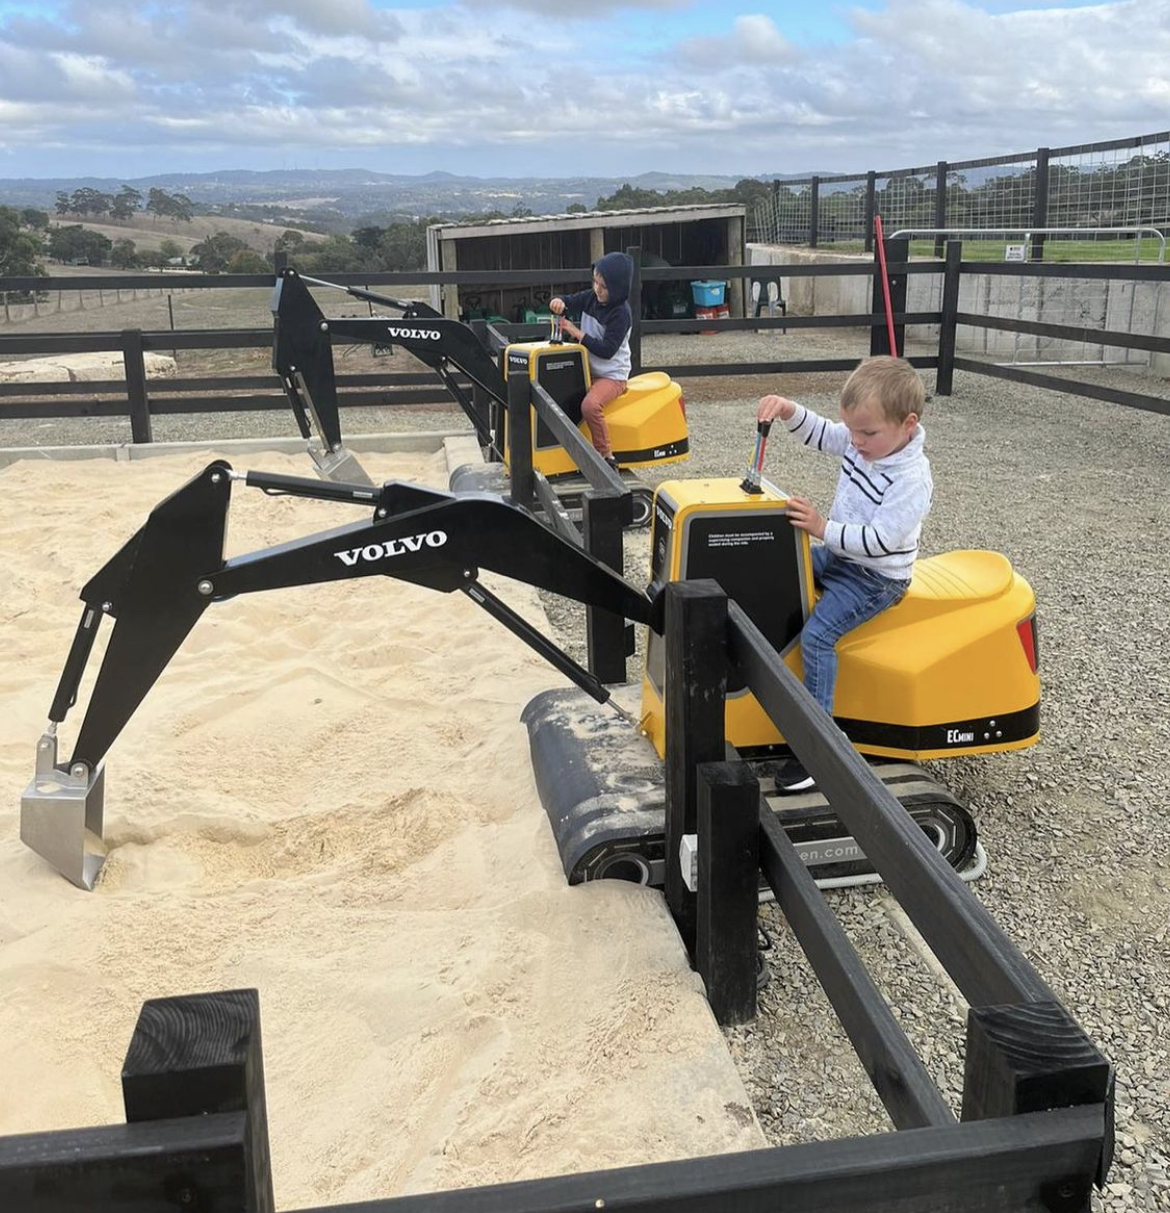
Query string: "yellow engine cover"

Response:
xmin=640 ymin=480 xmax=1040 ymax=762
xmin=501 ymin=342 xmax=689 ymax=478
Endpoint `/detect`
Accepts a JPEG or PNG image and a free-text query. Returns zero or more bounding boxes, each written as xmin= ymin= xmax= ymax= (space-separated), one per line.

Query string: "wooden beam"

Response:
xmin=758 ymin=810 xmax=956 ymax=1130
xmin=120 ymin=328 xmax=151 ymax=444
xmin=505 ymin=366 xmax=534 ymax=510
xmin=583 ymin=490 xmax=629 ymax=686
xmin=0 ymin=1112 xmax=249 ymax=1212
xmin=696 ymin=761 xmax=759 ymax=1025
xmin=121 ymin=988 xmax=274 ymax=1213
xmin=963 ymin=1000 xmax=1114 ymax=1189
xmin=664 ymin=580 xmax=728 ymax=957
xmin=287 ymin=1106 xmax=1107 ymax=1213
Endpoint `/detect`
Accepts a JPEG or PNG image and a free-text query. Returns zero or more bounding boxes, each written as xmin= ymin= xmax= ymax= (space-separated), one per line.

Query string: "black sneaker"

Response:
xmin=604 ymin=455 xmax=621 ymax=472
xmin=776 ymin=759 xmax=815 ymax=794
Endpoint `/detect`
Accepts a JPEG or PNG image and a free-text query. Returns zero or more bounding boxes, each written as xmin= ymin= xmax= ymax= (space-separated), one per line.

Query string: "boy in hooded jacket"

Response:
xmin=549 ymin=251 xmax=634 ymax=468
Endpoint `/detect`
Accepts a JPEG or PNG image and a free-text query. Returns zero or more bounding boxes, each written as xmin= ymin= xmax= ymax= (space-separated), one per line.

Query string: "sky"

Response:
xmin=0 ymin=0 xmax=1167 ymax=182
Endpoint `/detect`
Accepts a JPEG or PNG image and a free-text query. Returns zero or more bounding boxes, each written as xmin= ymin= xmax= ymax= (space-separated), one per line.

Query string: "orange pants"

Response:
xmin=581 ymin=377 xmax=626 ymax=458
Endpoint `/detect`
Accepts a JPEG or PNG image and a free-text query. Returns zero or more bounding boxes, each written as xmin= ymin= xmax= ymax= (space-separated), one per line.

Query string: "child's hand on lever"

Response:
xmin=784 ymin=495 xmax=826 ymax=539
xmin=757 ymin=394 xmax=797 ymax=424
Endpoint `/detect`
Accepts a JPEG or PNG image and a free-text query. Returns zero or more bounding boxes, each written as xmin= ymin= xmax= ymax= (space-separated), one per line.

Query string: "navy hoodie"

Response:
xmin=560 ymin=251 xmax=633 ymax=380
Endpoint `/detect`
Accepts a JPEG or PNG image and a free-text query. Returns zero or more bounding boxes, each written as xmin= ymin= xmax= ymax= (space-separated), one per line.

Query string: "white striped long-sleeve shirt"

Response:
xmin=784 ymin=403 xmax=932 ymax=580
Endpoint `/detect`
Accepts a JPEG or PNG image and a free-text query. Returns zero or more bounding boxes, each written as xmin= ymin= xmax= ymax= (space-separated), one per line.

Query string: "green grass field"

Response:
xmin=817 ymin=237 xmax=1167 ymax=263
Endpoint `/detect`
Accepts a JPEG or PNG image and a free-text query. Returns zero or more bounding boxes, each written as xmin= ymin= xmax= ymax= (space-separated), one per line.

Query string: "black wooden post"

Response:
xmin=864 ymin=172 xmax=877 ymax=253
xmin=1031 ymin=147 xmax=1051 ymax=262
xmin=696 ymin=761 xmax=759 ymax=1025
xmin=809 ymin=176 xmax=820 ymax=249
xmin=468 ymin=318 xmax=500 ymax=459
xmin=664 ymin=579 xmax=728 ymax=959
xmin=962 ymin=1000 xmax=1114 ymax=1200
xmin=506 ymin=365 xmax=534 ymax=509
xmin=962 ymin=1001 xmax=1113 ymax=1121
xmin=933 ymin=161 xmax=949 ymax=258
xmin=870 ymin=236 xmax=908 ymax=357
xmin=935 ymin=239 xmax=963 ymax=396
xmin=121 ymin=328 xmax=152 ymax=444
xmin=582 ymin=490 xmax=629 ymax=685
xmin=626 ymin=244 xmax=643 ymax=376
xmin=122 ymin=988 xmax=275 ymax=1213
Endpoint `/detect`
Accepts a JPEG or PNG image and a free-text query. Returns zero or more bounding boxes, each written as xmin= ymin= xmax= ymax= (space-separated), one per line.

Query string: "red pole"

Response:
xmin=874 ymin=213 xmax=899 ymax=356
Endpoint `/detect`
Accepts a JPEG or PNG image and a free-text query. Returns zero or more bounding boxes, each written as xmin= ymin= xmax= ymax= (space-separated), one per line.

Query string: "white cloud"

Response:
xmin=675 ymin=14 xmax=799 ymax=69
xmin=0 ymin=0 xmax=1167 ymax=176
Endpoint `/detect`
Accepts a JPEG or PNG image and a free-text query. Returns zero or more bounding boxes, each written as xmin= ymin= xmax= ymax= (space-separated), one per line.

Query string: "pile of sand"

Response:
xmin=0 ymin=447 xmax=762 ymax=1207
xmin=0 ymin=351 xmax=177 ymax=382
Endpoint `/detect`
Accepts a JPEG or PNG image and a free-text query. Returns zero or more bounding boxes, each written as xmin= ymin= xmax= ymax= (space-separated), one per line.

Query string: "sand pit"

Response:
xmin=0 ymin=446 xmax=763 ymax=1206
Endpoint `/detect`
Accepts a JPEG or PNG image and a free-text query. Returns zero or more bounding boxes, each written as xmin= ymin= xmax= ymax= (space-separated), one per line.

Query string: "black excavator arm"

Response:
xmin=272 ymin=269 xmax=507 ymax=454
xmin=44 ymin=461 xmax=659 ymax=779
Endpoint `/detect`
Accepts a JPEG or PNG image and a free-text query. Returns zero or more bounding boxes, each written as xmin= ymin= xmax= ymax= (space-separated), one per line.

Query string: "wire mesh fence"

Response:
xmin=749 ymin=130 xmax=1170 ymax=263
xmin=1048 ymin=134 xmax=1170 ymax=249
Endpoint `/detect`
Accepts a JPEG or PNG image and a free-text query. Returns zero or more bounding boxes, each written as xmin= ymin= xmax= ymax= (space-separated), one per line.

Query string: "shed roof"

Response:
xmin=428 ymin=203 xmax=746 ymax=240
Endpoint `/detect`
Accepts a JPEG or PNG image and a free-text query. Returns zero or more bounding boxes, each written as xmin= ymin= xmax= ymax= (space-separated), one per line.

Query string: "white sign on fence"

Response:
xmin=1004 ymin=243 xmax=1027 ymax=262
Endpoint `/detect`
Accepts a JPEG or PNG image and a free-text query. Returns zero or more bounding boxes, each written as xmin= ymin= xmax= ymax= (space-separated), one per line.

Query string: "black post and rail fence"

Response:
xmin=501 ymin=361 xmax=632 ymax=687
xmin=2 ymin=247 xmax=1169 ymax=433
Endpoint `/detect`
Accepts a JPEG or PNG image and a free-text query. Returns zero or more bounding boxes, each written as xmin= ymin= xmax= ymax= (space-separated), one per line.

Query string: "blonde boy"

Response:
xmin=757 ymin=356 xmax=932 ymax=791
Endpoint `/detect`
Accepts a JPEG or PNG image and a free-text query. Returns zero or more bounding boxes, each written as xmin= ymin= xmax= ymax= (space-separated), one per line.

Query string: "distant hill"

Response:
xmin=0 ymin=166 xmax=831 ymax=225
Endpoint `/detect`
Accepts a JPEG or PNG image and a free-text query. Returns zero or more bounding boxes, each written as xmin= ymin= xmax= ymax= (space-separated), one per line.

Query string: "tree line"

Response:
xmin=2 ymin=175 xmax=778 ymax=281
xmin=4 ymin=156 xmax=1167 ymax=284
xmin=54 ymin=185 xmax=196 ymax=224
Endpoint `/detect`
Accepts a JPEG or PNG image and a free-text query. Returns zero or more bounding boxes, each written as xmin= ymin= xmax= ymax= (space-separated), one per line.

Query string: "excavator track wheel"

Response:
xmin=630 ymin=490 xmax=653 ymax=529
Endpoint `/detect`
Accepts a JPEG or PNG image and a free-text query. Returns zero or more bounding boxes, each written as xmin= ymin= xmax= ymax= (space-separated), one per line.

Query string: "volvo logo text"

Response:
xmin=334 ymin=531 xmax=448 ymax=566
xmin=386 ymin=325 xmax=441 ymax=341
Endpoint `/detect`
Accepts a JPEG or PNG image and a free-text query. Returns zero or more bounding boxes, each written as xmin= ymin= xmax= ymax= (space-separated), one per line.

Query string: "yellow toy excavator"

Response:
xmin=638 ymin=476 xmax=1039 ymax=761
xmin=499 ymin=330 xmax=688 ymax=476
xmin=523 ymin=423 xmax=1039 ymax=891
xmin=271 ymin=269 xmax=689 ymax=523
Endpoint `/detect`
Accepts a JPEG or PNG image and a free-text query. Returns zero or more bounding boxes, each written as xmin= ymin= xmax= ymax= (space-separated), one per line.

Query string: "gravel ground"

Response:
xmin=3 ymin=330 xmax=1168 ymax=1211
xmin=625 ymin=344 xmax=1169 ymax=1213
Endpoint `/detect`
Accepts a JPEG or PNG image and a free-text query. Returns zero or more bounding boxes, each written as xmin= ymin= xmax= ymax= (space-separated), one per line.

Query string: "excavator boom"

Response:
xmin=23 ymin=461 xmax=657 ymax=887
xmin=272 ymin=269 xmax=503 ymax=456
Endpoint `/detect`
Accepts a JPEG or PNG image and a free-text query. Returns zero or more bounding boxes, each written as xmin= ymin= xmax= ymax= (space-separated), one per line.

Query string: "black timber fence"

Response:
xmin=0 ymin=579 xmax=1116 ymax=1211
xmin=0 ymin=986 xmax=1114 ymax=1213
xmin=1 ymin=246 xmax=1168 ymax=448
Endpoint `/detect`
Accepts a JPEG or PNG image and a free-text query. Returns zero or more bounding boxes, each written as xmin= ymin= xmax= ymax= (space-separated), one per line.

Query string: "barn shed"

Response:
xmin=425 ymin=203 xmax=747 ymax=324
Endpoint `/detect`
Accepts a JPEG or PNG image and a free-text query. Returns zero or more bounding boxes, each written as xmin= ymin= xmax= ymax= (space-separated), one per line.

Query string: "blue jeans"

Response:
xmin=802 ymin=547 xmax=909 ymax=716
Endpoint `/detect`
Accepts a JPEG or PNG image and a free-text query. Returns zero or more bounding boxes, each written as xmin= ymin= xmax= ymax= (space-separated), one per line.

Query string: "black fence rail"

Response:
xmin=0 ymin=578 xmax=1116 ymax=1213
xmin=0 ymin=984 xmax=1111 ymax=1213
xmin=1 ymin=248 xmax=1168 ymax=450
xmin=657 ymin=578 xmax=1114 ymax=1209
xmin=0 ymin=982 xmax=1110 ymax=1213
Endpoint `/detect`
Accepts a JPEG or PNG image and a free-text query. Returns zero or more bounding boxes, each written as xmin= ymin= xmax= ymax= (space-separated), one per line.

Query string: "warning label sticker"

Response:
xmin=706 ymin=531 xmax=776 ymax=548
